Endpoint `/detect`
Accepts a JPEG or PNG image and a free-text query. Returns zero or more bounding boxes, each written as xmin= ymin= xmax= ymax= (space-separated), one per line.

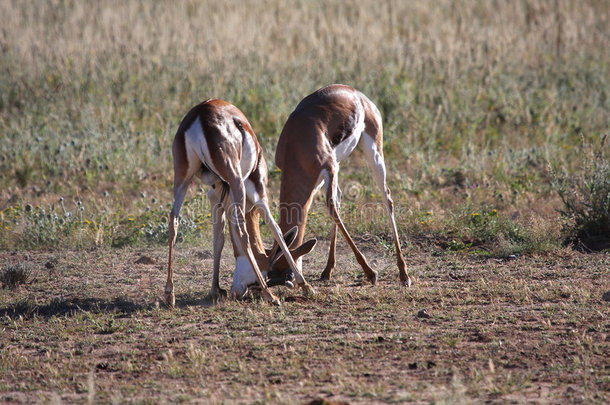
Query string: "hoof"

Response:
xmin=210 ymin=288 xmax=228 ymax=301
xmin=399 ymin=271 xmax=412 ymax=287
xmin=319 ymin=266 xmax=333 ymax=281
xmin=165 ymin=291 xmax=175 ymax=309
xmin=263 ymin=290 xmax=281 ymax=306
xmin=368 ymin=271 xmax=378 ymax=286
xmin=301 ymin=283 xmax=316 ymax=297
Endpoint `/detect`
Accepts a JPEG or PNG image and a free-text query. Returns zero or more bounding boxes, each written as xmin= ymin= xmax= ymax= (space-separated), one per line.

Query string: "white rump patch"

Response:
xmin=240 ymin=132 xmax=257 ymax=178
xmin=334 ymin=99 xmax=365 ymax=162
xmin=311 ymin=169 xmax=329 ymax=199
xmin=184 ymin=117 xmax=218 ymax=179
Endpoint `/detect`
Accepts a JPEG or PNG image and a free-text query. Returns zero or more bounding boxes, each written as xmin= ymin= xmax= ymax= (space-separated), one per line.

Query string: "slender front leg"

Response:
xmin=166 ymin=212 xmax=178 ymax=307
xmin=321 ymin=184 xmax=340 ymax=280
xmin=320 ymin=223 xmax=337 ymax=280
xmin=208 ymin=187 xmax=227 ymax=298
xmin=166 ymin=182 xmax=189 ymax=308
xmin=324 ymin=168 xmax=377 ymax=285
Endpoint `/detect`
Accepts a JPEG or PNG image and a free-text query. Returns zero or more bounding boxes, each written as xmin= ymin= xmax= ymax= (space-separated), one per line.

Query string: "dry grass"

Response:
xmin=1 ymin=0 xmax=608 ymax=250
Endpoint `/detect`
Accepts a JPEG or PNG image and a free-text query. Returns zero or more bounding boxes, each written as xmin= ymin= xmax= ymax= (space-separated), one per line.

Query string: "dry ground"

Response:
xmin=0 ymin=240 xmax=608 ymax=404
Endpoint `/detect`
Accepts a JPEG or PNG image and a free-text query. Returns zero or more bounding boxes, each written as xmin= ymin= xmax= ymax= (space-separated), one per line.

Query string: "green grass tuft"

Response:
xmin=0 ymin=262 xmax=32 ymax=289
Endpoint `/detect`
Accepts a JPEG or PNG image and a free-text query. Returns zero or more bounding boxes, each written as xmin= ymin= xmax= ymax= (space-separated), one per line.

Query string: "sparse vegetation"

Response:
xmin=0 ymin=262 xmax=32 ymax=289
xmin=0 ymin=0 xmax=607 ymax=253
xmin=0 ymin=0 xmax=608 ymax=403
xmin=553 ymin=136 xmax=610 ymax=251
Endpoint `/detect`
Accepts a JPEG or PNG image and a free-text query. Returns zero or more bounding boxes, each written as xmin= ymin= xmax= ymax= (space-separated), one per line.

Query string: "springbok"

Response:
xmin=166 ymin=99 xmax=316 ymax=308
xmin=274 ymin=85 xmax=412 ymax=286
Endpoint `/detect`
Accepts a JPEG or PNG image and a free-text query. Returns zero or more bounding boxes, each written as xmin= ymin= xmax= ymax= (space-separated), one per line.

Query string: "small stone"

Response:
xmin=305 ymin=400 xmax=350 ymax=405
xmin=602 ymin=291 xmax=610 ymax=302
xmin=135 ymin=256 xmax=157 ymax=265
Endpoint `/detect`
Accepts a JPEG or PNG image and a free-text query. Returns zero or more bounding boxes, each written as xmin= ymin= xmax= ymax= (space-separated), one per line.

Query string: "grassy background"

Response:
xmin=0 ymin=2 xmax=609 ymax=403
xmin=0 ymin=0 xmax=608 ymax=252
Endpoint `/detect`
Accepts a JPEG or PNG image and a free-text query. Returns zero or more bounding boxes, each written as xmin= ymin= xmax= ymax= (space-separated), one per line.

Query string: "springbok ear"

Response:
xmin=270 ymin=238 xmax=317 ymax=270
xmin=267 ymin=226 xmax=299 ymax=262
xmin=293 ymin=238 xmax=317 ymax=258
xmin=284 ymin=226 xmax=299 ymax=248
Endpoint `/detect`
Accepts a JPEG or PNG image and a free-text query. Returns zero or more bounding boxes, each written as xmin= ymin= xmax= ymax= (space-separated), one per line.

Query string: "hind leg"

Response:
xmin=359 ymin=133 xmax=411 ymax=286
xmin=166 ymin=180 xmax=191 ymax=308
xmin=208 ymin=186 xmax=227 ymax=299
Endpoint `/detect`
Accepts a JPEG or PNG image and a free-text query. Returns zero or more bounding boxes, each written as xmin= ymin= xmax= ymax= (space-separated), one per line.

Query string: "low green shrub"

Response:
xmin=443 ymin=205 xmax=557 ymax=257
xmin=553 ymin=136 xmax=610 ymax=251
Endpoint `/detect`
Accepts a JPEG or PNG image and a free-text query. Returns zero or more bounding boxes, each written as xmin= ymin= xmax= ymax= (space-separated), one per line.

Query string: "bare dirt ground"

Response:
xmin=0 ymin=240 xmax=608 ymax=404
